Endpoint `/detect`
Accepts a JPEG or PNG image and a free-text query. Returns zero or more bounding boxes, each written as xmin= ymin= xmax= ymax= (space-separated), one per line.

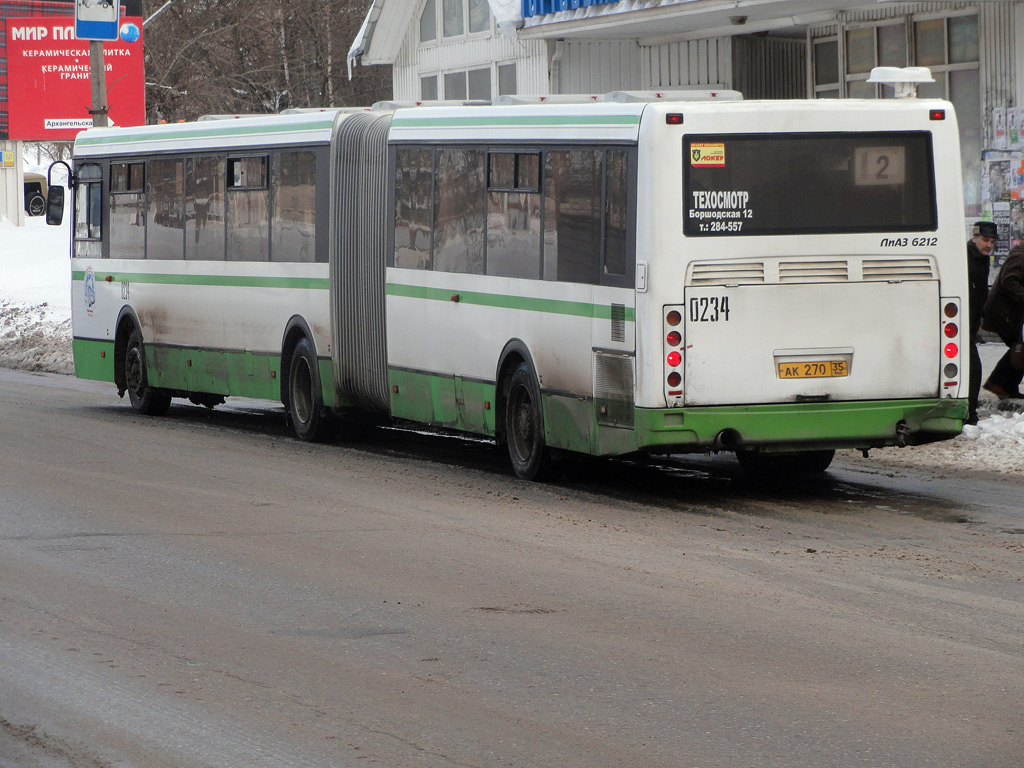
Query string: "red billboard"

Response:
xmin=6 ymin=15 xmax=144 ymax=140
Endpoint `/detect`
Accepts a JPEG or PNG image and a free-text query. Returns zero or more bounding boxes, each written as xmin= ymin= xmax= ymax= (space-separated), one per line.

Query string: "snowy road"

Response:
xmin=0 ymin=367 xmax=1022 ymax=768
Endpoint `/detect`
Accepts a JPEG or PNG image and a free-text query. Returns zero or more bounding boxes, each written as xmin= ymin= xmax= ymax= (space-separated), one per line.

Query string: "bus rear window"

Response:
xmin=684 ymin=132 xmax=937 ymax=237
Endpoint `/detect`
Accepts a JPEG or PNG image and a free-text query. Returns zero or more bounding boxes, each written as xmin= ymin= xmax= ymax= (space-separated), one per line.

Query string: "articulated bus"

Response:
xmin=49 ymin=90 xmax=968 ymax=479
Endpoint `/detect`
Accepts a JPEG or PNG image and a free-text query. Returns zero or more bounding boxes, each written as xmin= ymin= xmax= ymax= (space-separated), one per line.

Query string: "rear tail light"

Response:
xmin=940 ymin=298 xmax=961 ymax=399
xmin=664 ymin=306 xmax=685 ymax=403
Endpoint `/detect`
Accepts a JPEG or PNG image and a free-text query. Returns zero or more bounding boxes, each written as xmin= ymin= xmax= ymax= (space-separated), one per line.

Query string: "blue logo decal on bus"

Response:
xmin=84 ymin=267 xmax=96 ymax=309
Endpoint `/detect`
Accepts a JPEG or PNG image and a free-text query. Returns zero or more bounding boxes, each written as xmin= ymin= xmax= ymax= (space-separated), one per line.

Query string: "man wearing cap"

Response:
xmin=966 ymin=221 xmax=997 ymax=422
xmin=982 ymin=230 xmax=1024 ymax=401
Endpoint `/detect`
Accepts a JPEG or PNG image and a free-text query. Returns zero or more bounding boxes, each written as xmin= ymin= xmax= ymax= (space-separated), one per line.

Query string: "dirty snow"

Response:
xmin=0 ymin=215 xmax=73 ymax=375
xmin=2 ymin=212 xmax=1024 ymax=474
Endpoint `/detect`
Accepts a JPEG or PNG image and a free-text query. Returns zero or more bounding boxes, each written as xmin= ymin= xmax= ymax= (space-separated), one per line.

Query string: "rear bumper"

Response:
xmin=635 ymin=398 xmax=966 ymax=453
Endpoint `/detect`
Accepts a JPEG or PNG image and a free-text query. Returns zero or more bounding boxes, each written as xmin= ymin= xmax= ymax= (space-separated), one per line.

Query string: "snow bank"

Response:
xmin=0 ymin=215 xmax=73 ymax=374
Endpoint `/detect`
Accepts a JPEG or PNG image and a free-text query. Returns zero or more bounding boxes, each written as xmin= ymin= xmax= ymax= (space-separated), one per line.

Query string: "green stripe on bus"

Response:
xmin=75 ymin=119 xmax=336 ymax=148
xmin=391 ymin=115 xmax=641 ymax=128
xmin=386 ymin=283 xmax=636 ymax=321
xmin=71 ymin=270 xmax=329 ymax=290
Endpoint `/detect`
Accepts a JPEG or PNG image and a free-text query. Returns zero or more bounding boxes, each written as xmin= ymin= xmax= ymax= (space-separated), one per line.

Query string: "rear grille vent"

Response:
xmin=594 ymin=353 xmax=634 ymax=428
xmin=690 ymin=261 xmax=765 ymax=285
xmin=862 ymin=258 xmax=935 ymax=281
xmin=687 ymin=257 xmax=937 ymax=286
xmin=779 ymin=260 xmax=848 ymax=283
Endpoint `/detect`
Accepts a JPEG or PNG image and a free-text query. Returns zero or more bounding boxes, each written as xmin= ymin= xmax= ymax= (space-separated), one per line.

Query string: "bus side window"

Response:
xmin=186 ymin=155 xmax=226 ymax=261
xmin=74 ymin=163 xmax=103 ymax=259
xmin=227 ymin=156 xmax=269 ymax=262
xmin=486 ymin=151 xmax=541 ymax=280
xmin=394 ymin=148 xmax=433 ymax=270
xmin=543 ymin=149 xmax=601 ymax=284
xmin=272 ymin=150 xmax=317 ymax=263
xmin=147 ymin=158 xmax=185 ymax=260
xmin=109 ymin=161 xmax=145 ymax=259
xmin=434 ymin=149 xmax=485 ymax=274
xmin=603 ymin=150 xmax=629 ymax=279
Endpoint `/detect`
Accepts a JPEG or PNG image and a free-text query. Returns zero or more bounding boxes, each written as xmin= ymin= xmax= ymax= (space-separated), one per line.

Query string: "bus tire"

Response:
xmin=505 ymin=363 xmax=559 ymax=481
xmin=737 ymin=449 xmax=835 ymax=478
xmin=287 ymin=337 xmax=332 ymax=442
xmin=124 ymin=328 xmax=171 ymax=416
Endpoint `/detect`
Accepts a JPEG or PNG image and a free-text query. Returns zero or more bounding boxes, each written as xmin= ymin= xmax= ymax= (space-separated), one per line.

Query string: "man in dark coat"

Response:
xmin=982 ymin=238 xmax=1024 ymax=400
xmin=966 ymin=221 xmax=997 ymax=423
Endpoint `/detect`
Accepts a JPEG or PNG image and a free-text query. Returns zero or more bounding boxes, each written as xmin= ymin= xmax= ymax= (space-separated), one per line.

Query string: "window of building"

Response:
xmin=421 ymin=75 xmax=438 ymax=101
xmin=498 ymin=63 xmax=517 ymax=97
xmin=468 ymin=67 xmax=491 ymax=101
xmin=422 ymin=0 xmax=490 ymax=44
xmin=812 ymin=38 xmax=839 ymax=99
xmin=419 ymin=0 xmax=436 ymax=43
xmin=914 ymin=14 xmax=980 ymax=213
xmin=442 ymin=0 xmax=464 ymax=37
xmin=109 ymin=161 xmax=144 ymax=259
xmin=444 ymin=71 xmax=467 ymax=100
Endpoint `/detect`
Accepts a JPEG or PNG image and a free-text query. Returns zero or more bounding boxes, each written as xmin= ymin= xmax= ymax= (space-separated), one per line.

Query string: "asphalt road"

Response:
xmin=1 ymin=368 xmax=1022 ymax=768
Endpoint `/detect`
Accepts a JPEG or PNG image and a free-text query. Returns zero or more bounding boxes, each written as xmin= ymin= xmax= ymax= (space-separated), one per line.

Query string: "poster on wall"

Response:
xmin=993 ymin=201 xmax=1012 ymax=265
xmin=993 ymin=107 xmax=1008 ymax=151
xmin=1010 ymin=108 xmax=1021 ymax=148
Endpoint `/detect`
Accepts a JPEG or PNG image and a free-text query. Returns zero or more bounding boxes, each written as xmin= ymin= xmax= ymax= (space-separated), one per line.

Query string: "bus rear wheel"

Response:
xmin=124 ymin=328 xmax=171 ymax=416
xmin=287 ymin=338 xmax=333 ymax=442
xmin=505 ymin=363 xmax=559 ymax=481
xmin=736 ymin=449 xmax=835 ymax=478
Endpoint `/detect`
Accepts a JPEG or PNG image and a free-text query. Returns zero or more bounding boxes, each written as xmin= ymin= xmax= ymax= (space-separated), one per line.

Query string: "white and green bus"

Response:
xmin=49 ymin=91 xmax=968 ymax=479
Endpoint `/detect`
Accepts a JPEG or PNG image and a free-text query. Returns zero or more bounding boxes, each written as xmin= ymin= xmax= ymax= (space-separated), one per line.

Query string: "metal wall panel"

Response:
xmin=732 ymin=36 xmax=806 ymax=99
xmin=555 ymin=40 xmax=642 ymax=93
xmin=980 ymin=2 xmax=1016 ymax=125
xmin=641 ymin=38 xmax=731 ymax=89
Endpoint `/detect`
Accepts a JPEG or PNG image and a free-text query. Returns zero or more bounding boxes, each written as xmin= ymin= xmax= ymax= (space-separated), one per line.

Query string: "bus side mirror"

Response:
xmin=45 ymin=186 xmax=65 ymax=226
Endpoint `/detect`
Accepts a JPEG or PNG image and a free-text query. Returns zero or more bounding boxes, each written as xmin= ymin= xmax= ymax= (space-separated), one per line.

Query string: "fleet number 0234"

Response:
xmin=689 ymin=296 xmax=731 ymax=322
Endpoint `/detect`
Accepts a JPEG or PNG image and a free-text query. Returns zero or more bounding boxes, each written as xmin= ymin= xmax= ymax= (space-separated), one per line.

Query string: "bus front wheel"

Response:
xmin=505 ymin=363 xmax=559 ymax=482
xmin=124 ymin=328 xmax=171 ymax=416
xmin=287 ymin=338 xmax=332 ymax=442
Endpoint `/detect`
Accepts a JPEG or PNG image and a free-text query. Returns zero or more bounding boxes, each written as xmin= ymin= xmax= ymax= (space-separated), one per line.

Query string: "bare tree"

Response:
xmin=142 ymin=0 xmax=391 ymax=123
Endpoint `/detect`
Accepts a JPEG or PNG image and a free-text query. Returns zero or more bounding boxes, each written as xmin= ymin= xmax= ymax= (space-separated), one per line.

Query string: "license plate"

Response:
xmin=777 ymin=360 xmax=849 ymax=379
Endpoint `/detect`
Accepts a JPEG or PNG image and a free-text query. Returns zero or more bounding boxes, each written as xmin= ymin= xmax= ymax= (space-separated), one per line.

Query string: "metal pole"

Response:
xmin=89 ymin=39 xmax=109 ymax=128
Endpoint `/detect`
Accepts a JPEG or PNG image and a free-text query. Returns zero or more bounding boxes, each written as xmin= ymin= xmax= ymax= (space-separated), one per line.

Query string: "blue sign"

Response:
xmin=76 ymin=0 xmax=120 ymax=41
xmin=522 ymin=0 xmax=618 ymax=18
